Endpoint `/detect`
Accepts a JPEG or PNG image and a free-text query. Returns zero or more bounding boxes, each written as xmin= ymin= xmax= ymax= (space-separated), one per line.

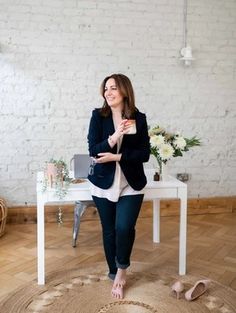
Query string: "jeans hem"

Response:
xmin=116 ymin=258 xmax=130 ymax=269
xmin=108 ymin=273 xmax=116 ymax=280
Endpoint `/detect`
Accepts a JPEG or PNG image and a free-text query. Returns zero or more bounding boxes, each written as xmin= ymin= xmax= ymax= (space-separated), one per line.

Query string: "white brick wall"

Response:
xmin=0 ymin=0 xmax=235 ymax=205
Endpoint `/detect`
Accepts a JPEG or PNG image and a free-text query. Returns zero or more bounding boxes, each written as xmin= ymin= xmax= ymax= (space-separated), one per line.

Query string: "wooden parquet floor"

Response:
xmin=0 ymin=212 xmax=236 ymax=300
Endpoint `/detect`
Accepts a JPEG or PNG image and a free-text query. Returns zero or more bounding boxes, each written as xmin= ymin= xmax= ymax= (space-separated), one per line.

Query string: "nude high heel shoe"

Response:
xmin=185 ymin=279 xmax=210 ymax=301
xmin=171 ymin=281 xmax=185 ymax=299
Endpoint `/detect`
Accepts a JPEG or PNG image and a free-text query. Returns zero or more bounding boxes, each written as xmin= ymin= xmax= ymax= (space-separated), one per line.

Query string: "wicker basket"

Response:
xmin=0 ymin=198 xmax=8 ymax=237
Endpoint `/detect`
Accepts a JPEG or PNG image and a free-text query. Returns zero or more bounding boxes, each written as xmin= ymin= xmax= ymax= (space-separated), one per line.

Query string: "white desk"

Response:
xmin=36 ymin=171 xmax=187 ymax=285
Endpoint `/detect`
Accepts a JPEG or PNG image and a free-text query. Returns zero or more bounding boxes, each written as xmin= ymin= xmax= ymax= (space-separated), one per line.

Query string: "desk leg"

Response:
xmin=37 ymin=197 xmax=45 ymax=285
xmin=153 ymin=199 xmax=160 ymax=243
xmin=72 ymin=201 xmax=86 ymax=247
xmin=179 ymin=187 xmax=187 ymax=275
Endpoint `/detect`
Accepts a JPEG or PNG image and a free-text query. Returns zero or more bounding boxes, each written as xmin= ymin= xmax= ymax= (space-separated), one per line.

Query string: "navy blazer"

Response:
xmin=87 ymin=108 xmax=150 ymax=190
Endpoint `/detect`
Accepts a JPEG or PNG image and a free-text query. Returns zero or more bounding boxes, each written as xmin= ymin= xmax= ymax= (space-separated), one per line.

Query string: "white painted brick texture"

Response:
xmin=0 ymin=0 xmax=235 ymax=205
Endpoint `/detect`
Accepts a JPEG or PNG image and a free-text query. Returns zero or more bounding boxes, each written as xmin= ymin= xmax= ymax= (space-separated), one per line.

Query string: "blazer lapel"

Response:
xmin=103 ymin=113 xmax=115 ymax=136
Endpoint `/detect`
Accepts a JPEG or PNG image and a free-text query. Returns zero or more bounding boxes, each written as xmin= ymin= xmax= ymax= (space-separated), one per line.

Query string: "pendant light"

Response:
xmin=180 ymin=0 xmax=195 ymax=66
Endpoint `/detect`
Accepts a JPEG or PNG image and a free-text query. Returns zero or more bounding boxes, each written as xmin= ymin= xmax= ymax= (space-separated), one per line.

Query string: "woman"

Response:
xmin=87 ymin=73 xmax=150 ymax=299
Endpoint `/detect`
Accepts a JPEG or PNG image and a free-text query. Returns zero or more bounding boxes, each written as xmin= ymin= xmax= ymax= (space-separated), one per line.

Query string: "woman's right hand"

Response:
xmin=115 ymin=119 xmax=132 ymax=138
xmin=108 ymin=119 xmax=132 ymax=148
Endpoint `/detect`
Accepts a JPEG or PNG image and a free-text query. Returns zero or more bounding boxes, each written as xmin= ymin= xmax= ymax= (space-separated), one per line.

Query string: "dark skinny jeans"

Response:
xmin=92 ymin=194 xmax=144 ymax=279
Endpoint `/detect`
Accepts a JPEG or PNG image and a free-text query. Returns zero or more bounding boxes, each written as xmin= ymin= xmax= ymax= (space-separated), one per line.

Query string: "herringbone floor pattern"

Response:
xmin=0 ymin=212 xmax=236 ymax=300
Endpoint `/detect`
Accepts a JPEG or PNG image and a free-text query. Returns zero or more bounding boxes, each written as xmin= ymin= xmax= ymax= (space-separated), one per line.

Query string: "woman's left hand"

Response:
xmin=96 ymin=152 xmax=121 ymax=163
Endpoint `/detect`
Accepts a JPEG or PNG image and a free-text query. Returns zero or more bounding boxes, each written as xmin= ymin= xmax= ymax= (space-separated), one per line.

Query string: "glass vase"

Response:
xmin=159 ymin=161 xmax=163 ymax=181
xmin=153 ymin=160 xmax=163 ymax=181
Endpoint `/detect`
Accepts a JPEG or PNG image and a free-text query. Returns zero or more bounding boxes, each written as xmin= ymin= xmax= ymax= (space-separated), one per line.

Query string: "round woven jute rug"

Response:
xmin=1 ymin=262 xmax=236 ymax=313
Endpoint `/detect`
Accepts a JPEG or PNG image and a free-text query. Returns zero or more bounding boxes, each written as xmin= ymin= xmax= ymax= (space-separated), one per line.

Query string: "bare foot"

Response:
xmin=111 ymin=269 xmax=126 ymax=299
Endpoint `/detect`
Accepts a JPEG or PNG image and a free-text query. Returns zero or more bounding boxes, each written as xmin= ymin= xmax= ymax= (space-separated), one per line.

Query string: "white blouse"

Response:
xmin=89 ymin=136 xmax=144 ymax=202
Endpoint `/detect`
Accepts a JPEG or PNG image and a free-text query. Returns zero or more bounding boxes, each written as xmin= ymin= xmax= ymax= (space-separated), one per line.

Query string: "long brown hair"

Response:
xmin=100 ymin=73 xmax=137 ymax=118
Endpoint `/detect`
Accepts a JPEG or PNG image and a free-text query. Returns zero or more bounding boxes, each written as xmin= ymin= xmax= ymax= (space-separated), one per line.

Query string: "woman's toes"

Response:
xmin=111 ymin=284 xmax=123 ymax=299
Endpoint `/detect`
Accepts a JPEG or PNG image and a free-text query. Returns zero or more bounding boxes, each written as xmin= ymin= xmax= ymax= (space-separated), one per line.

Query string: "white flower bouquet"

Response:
xmin=149 ymin=126 xmax=201 ymax=179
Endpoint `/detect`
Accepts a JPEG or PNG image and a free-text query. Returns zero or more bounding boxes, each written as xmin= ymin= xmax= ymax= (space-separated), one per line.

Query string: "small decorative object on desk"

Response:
xmin=42 ymin=158 xmax=72 ymax=199
xmin=149 ymin=126 xmax=201 ymax=181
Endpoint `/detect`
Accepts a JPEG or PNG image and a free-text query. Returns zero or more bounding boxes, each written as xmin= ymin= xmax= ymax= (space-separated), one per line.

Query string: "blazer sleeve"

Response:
xmin=120 ymin=113 xmax=150 ymax=163
xmin=87 ymin=109 xmax=113 ymax=157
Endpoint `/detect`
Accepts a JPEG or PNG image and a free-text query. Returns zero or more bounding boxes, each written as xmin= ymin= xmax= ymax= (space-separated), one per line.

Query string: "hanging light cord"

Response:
xmin=183 ymin=0 xmax=188 ymax=47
